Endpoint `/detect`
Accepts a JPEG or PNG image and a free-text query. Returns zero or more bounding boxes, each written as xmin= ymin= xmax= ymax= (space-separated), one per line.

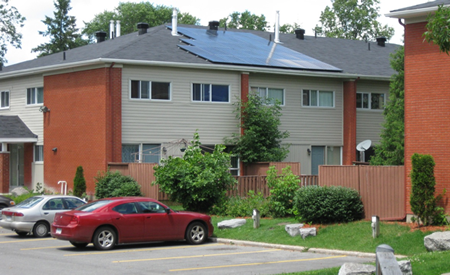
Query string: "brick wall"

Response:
xmin=343 ymin=80 xmax=357 ymax=165
xmin=43 ymin=67 xmax=122 ymax=195
xmin=404 ymin=22 xmax=450 ymax=214
xmin=0 ymin=153 xmax=9 ymax=193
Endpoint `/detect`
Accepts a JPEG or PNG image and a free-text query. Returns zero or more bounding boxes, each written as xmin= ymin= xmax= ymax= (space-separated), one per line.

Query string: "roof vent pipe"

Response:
xmin=274 ymin=11 xmax=280 ymax=43
xmin=295 ymin=29 xmax=305 ymax=40
xmin=171 ymin=8 xmax=178 ymax=36
xmin=376 ymin=37 xmax=386 ymax=47
xmin=137 ymin=22 xmax=149 ymax=35
xmin=110 ymin=20 xmax=115 ymax=39
xmin=95 ymin=31 xmax=107 ymax=43
xmin=116 ymin=20 xmax=121 ymax=37
xmin=207 ymin=21 xmax=219 ymax=35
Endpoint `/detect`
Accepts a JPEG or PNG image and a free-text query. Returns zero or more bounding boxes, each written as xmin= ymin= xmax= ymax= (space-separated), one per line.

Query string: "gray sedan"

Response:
xmin=0 ymin=195 xmax=85 ymax=237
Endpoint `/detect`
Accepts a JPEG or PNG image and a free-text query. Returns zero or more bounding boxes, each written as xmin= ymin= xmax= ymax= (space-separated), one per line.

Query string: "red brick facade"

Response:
xmin=404 ymin=22 xmax=450 ymax=214
xmin=0 ymin=153 xmax=9 ymax=193
xmin=43 ymin=67 xmax=122 ymax=195
xmin=343 ymin=80 xmax=357 ymax=165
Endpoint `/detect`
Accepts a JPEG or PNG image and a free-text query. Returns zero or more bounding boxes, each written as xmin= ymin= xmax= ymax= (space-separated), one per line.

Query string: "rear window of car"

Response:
xmin=16 ymin=197 xmax=44 ymax=208
xmin=76 ymin=200 xmax=112 ymax=212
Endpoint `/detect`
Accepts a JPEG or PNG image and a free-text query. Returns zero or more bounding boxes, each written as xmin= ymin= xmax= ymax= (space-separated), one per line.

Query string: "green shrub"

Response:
xmin=266 ymin=166 xmax=300 ymax=217
xmin=5 ymin=192 xmax=41 ymax=205
xmin=210 ymin=191 xmax=270 ymax=217
xmin=73 ymin=166 xmax=86 ymax=198
xmin=293 ymin=185 xmax=364 ymax=224
xmin=94 ymin=171 xmax=142 ymax=199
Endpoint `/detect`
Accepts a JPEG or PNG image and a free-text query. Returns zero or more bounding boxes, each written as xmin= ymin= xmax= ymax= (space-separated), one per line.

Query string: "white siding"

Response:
xmin=356 ymin=80 xmax=389 ymax=144
xmin=0 ymin=75 xmax=44 ymax=144
xmin=121 ymin=66 xmax=240 ymax=144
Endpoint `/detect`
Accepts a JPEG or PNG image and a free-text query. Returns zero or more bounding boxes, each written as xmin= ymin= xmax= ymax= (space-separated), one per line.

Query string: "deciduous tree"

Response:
xmin=32 ymin=0 xmax=87 ymax=57
xmin=424 ymin=5 xmax=450 ymax=54
xmin=0 ymin=0 xmax=25 ymax=64
xmin=315 ymin=0 xmax=394 ymax=41
xmin=219 ymin=11 xmax=268 ymax=31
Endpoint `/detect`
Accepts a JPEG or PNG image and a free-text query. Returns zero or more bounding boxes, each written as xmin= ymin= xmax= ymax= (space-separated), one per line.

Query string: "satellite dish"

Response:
xmin=356 ymin=140 xmax=372 ymax=152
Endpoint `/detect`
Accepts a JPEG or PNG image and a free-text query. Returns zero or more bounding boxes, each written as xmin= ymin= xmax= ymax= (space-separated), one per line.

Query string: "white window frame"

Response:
xmin=122 ymin=143 xmax=161 ymax=163
xmin=0 ymin=90 xmax=10 ymax=109
xmin=251 ymin=86 xmax=285 ymax=106
xmin=192 ymin=83 xmax=230 ymax=103
xmin=130 ymin=80 xmax=171 ymax=101
xmin=27 ymin=87 xmax=44 ymax=106
xmin=302 ymin=89 xmax=335 ymax=108
xmin=356 ymin=92 xmax=385 ymax=110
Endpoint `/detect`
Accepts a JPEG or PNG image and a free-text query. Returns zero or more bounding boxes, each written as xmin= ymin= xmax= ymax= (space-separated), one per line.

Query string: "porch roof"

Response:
xmin=0 ymin=116 xmax=38 ymax=143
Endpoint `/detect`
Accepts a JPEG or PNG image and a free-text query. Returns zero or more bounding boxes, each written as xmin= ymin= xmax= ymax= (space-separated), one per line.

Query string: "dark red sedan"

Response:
xmin=51 ymin=197 xmax=214 ymax=250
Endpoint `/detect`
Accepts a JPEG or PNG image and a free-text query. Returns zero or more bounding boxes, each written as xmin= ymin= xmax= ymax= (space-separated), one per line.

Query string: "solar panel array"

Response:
xmin=171 ymin=27 xmax=342 ymax=72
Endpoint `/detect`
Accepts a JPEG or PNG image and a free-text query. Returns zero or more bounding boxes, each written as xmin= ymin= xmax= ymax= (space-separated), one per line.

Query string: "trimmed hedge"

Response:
xmin=94 ymin=171 xmax=143 ymax=199
xmin=293 ymin=185 xmax=364 ymax=224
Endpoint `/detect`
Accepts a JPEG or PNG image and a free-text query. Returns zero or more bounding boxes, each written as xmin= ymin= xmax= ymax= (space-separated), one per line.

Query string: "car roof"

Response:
xmin=98 ymin=197 xmax=157 ymax=202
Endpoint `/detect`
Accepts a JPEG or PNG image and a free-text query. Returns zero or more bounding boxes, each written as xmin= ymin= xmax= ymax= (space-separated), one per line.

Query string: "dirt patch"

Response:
xmin=385 ymin=221 xmax=449 ymax=232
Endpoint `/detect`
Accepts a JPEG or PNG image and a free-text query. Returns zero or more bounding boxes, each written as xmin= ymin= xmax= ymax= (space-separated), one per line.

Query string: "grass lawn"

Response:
xmin=211 ymin=216 xmax=450 ymax=275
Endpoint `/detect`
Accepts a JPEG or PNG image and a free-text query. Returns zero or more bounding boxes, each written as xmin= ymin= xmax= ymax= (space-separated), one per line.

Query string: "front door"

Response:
xmin=10 ymin=144 xmax=24 ymax=187
xmin=311 ymin=146 xmax=325 ymax=175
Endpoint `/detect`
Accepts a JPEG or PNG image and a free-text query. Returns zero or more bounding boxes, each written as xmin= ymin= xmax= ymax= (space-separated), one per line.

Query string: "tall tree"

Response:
xmin=424 ymin=5 xmax=450 ymax=54
xmin=280 ymin=23 xmax=301 ymax=34
xmin=370 ymin=46 xmax=404 ymax=165
xmin=315 ymin=0 xmax=394 ymax=41
xmin=32 ymin=0 xmax=87 ymax=57
xmin=0 ymin=0 xmax=25 ymax=64
xmin=82 ymin=3 xmax=200 ymax=42
xmin=219 ymin=11 xmax=268 ymax=31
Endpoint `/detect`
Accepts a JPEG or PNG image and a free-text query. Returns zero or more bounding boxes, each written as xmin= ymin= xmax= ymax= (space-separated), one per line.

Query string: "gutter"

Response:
xmin=385 ymin=4 xmax=449 ymax=19
xmin=0 ymin=57 xmax=392 ymax=82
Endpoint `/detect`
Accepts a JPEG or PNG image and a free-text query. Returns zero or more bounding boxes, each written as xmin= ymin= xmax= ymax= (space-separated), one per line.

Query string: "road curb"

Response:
xmin=211 ymin=238 xmax=398 ymax=260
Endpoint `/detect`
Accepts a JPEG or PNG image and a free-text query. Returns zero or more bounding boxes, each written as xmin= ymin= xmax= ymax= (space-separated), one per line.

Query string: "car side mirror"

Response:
xmin=165 ymin=208 xmax=171 ymax=214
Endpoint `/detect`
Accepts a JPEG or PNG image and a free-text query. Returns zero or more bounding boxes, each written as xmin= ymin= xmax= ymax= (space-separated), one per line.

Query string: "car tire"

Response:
xmin=0 ymin=203 xmax=7 ymax=210
xmin=185 ymin=222 xmax=207 ymax=245
xmin=33 ymin=221 xmax=49 ymax=238
xmin=16 ymin=231 xmax=28 ymax=237
xmin=70 ymin=241 xmax=89 ymax=248
xmin=93 ymin=226 xmax=116 ymax=250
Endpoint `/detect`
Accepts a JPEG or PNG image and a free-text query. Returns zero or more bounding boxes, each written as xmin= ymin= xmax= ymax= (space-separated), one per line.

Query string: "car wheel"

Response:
xmin=33 ymin=221 xmax=49 ymax=238
xmin=0 ymin=204 xmax=7 ymax=210
xmin=70 ymin=241 xmax=89 ymax=248
xmin=93 ymin=226 xmax=116 ymax=250
xmin=16 ymin=231 xmax=28 ymax=237
xmin=186 ymin=222 xmax=207 ymax=245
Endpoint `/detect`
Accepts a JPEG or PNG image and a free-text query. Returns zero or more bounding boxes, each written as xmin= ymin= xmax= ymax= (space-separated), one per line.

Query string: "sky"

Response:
xmin=5 ymin=0 xmax=429 ymax=66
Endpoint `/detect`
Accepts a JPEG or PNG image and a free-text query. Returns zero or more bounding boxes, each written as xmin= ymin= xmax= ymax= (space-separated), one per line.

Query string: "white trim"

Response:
xmin=302 ymin=89 xmax=335 ymax=108
xmin=191 ymin=83 xmax=231 ymax=103
xmin=0 ymin=138 xmax=38 ymax=143
xmin=129 ymin=79 xmax=172 ymax=101
xmin=385 ymin=5 xmax=447 ymax=19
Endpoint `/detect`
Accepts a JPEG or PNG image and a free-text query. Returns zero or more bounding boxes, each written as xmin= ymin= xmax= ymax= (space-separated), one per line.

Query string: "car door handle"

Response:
xmin=146 ymin=216 xmax=151 ymax=219
xmin=44 ymin=212 xmax=49 ymax=215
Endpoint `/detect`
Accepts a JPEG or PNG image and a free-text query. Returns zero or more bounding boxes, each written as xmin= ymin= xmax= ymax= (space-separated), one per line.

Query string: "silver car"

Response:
xmin=0 ymin=195 xmax=86 ymax=237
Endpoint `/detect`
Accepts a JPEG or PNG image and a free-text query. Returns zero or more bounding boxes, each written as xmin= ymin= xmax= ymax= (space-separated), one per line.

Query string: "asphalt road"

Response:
xmin=0 ymin=227 xmax=373 ymax=274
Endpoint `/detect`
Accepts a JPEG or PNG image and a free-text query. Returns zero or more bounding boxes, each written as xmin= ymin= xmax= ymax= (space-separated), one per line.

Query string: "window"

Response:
xmin=0 ymin=91 xmax=9 ymax=108
xmin=230 ymin=155 xmax=240 ymax=176
xmin=303 ymin=90 xmax=334 ymax=107
xmin=192 ymin=83 xmax=229 ymax=102
xmin=311 ymin=146 xmax=341 ymax=175
xmin=113 ymin=203 xmax=138 ymax=214
xmin=130 ymin=80 xmax=170 ymax=100
xmin=34 ymin=145 xmax=43 ymax=162
xmin=251 ymin=87 xmax=284 ymax=105
xmin=27 ymin=87 xmax=44 ymax=105
xmin=142 ymin=144 xmax=160 ymax=163
xmin=357 ymin=92 xmax=385 ymax=110
xmin=121 ymin=144 xmax=160 ymax=163
xmin=122 ymin=144 xmax=139 ymax=162
xmin=137 ymin=201 xmax=167 ymax=213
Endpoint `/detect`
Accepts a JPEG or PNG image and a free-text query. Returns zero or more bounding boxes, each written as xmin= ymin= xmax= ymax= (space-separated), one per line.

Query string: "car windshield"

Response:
xmin=76 ymin=200 xmax=112 ymax=212
xmin=16 ymin=197 xmax=44 ymax=208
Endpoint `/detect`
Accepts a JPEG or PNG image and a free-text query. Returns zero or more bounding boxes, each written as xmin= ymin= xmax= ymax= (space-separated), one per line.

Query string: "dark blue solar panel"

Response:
xmin=170 ymin=27 xmax=342 ymax=72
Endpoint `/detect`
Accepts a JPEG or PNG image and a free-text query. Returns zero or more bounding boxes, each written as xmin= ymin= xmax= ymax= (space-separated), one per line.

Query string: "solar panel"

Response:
xmin=170 ymin=27 xmax=342 ymax=72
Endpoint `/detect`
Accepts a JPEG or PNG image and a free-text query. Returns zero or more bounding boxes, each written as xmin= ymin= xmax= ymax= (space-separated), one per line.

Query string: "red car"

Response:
xmin=51 ymin=197 xmax=214 ymax=250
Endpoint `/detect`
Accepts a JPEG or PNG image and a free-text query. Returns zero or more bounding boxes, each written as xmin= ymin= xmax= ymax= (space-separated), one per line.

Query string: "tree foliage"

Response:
xmin=82 ymin=2 xmax=199 ymax=42
xmin=0 ymin=0 xmax=25 ymax=64
xmin=94 ymin=171 xmax=142 ymax=199
xmin=219 ymin=11 xmax=268 ymax=31
xmin=153 ymin=132 xmax=237 ymax=212
xmin=370 ymin=46 xmax=404 ymax=165
xmin=73 ymin=166 xmax=86 ymax=198
xmin=226 ymin=94 xmax=289 ymax=164
xmin=280 ymin=23 xmax=301 ymax=34
xmin=32 ymin=0 xmax=87 ymax=57
xmin=424 ymin=5 xmax=450 ymax=54
xmin=315 ymin=0 xmax=394 ymax=41
xmin=266 ymin=166 xmax=300 ymax=217
xmin=410 ymin=153 xmax=443 ymax=226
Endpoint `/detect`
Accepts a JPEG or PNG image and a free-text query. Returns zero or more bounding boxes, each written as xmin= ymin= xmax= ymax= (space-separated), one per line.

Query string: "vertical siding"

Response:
xmin=356 ymin=80 xmax=389 ymax=144
xmin=121 ymin=66 xmax=240 ymax=144
xmin=319 ymin=165 xmax=359 ymax=190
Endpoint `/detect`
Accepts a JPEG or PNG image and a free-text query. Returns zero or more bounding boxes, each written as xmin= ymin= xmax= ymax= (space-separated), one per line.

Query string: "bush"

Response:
xmin=293 ymin=185 xmax=363 ymax=224
xmin=266 ymin=166 xmax=300 ymax=217
xmin=94 ymin=171 xmax=143 ymax=199
xmin=73 ymin=166 xmax=86 ymax=198
xmin=153 ymin=132 xmax=237 ymax=212
xmin=210 ymin=191 xmax=270 ymax=217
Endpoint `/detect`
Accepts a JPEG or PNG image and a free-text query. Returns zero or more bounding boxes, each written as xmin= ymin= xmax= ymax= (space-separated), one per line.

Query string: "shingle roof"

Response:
xmin=0 ymin=24 xmax=400 ymax=78
xmin=0 ymin=116 xmax=38 ymax=140
xmin=391 ymin=0 xmax=450 ymax=13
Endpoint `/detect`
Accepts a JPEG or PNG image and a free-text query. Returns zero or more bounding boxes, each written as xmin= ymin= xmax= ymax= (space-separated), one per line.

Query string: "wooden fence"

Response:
xmin=319 ymin=165 xmax=405 ymax=221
